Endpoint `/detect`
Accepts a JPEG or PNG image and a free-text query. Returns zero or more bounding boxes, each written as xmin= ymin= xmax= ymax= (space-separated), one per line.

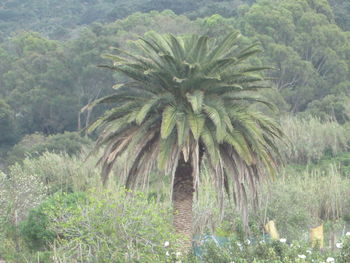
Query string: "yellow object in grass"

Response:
xmin=264 ymin=220 xmax=280 ymax=240
xmin=310 ymin=224 xmax=324 ymax=249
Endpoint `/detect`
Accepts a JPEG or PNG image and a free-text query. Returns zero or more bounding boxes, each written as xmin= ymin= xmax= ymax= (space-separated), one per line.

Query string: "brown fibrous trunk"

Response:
xmin=172 ymin=154 xmax=194 ymax=252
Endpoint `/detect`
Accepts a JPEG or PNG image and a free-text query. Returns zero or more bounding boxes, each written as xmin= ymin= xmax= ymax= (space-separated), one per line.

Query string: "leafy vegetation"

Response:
xmin=1 ymin=0 xmax=350 ymax=262
xmin=0 ymin=152 xmax=350 ymax=262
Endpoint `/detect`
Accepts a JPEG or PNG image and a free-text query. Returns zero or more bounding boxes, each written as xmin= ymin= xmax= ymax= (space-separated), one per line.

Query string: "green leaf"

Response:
xmin=188 ymin=112 xmax=205 ymax=140
xmin=136 ymin=97 xmax=159 ymax=125
xmin=160 ymin=105 xmax=177 ymax=139
xmin=175 ymin=112 xmax=189 ymax=146
xmin=201 ymin=125 xmax=219 ymax=163
xmin=208 ymin=31 xmax=240 ymax=60
xmin=186 ymin=90 xmax=204 ymax=114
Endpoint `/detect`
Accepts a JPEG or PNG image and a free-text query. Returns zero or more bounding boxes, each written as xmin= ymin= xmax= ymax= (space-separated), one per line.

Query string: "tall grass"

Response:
xmin=280 ymin=116 xmax=350 ymax=164
xmin=258 ymin=164 xmax=350 ymax=241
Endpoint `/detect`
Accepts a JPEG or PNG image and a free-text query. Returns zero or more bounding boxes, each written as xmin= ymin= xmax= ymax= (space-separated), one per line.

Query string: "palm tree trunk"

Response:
xmin=172 ymin=154 xmax=194 ymax=252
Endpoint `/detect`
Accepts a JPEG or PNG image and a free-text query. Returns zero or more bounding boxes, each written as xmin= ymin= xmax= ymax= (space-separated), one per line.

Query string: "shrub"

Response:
xmin=0 ymin=166 xmax=47 ymax=224
xmin=45 ymin=189 xmax=179 ymax=262
xmin=6 ymin=132 xmax=91 ymax=165
xmin=0 ymin=169 xmax=47 ymax=261
xmin=339 ymin=236 xmax=350 ymax=263
xmin=19 ymin=192 xmax=86 ymax=250
xmin=5 ymin=152 xmax=100 ymax=194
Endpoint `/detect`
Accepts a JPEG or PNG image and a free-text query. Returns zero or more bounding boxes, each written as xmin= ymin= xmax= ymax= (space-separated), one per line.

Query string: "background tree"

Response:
xmin=86 ymin=31 xmax=284 ymax=250
xmin=0 ymin=99 xmax=16 ymax=147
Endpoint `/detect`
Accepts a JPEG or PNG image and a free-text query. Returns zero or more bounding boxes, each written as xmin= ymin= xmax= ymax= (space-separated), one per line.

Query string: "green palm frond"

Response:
xmin=160 ymin=105 xmax=177 ymax=139
xmin=175 ymin=112 xmax=189 ymax=147
xmin=207 ymin=31 xmax=241 ymax=60
xmin=186 ymin=90 xmax=204 ymax=114
xmin=188 ymin=112 xmax=205 ymax=140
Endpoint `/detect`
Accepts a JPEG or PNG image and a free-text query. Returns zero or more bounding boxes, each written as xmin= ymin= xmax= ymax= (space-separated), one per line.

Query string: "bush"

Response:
xmin=20 ymin=192 xmax=86 ymax=250
xmin=4 ymin=152 xmax=100 ymax=195
xmin=0 ymin=166 xmax=47 ymax=224
xmin=0 ymin=169 xmax=47 ymax=261
xmin=339 ymin=236 xmax=350 ymax=263
xmin=0 ymin=152 xmax=101 ymax=261
xmin=6 ymin=131 xmax=91 ymax=165
xmin=45 ymin=189 xmax=179 ymax=262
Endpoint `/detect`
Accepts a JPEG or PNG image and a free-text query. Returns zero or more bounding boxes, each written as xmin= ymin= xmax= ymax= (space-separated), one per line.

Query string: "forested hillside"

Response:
xmin=0 ymin=0 xmax=251 ymax=39
xmin=1 ymin=1 xmax=350 ymax=262
xmin=1 ymin=0 xmax=349 ymax=155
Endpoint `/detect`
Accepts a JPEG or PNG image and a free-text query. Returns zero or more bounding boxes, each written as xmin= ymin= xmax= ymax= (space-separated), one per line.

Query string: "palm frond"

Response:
xmin=207 ymin=31 xmax=241 ymax=60
xmin=186 ymin=90 xmax=204 ymax=114
xmin=160 ymin=105 xmax=177 ymax=139
xmin=188 ymin=112 xmax=205 ymax=140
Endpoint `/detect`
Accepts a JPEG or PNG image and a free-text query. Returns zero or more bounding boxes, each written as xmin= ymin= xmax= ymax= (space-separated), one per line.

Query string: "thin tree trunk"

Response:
xmin=172 ymin=154 xmax=194 ymax=252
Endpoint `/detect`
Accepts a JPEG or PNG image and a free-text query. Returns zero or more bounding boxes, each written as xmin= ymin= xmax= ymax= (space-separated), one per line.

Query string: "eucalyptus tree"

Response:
xmin=86 ymin=31 xmax=283 ymax=250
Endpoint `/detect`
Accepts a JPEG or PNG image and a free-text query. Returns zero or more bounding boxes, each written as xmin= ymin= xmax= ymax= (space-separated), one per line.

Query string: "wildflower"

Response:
xmin=279 ymin=238 xmax=287 ymax=243
xmin=346 ymin=232 xmax=350 ymax=237
xmin=246 ymin=239 xmax=251 ymax=245
xmin=306 ymin=249 xmax=312 ymax=254
xmin=165 ymin=251 xmax=170 ymax=256
xmin=326 ymin=257 xmax=335 ymax=262
xmin=298 ymin=254 xmax=306 ymax=259
xmin=164 ymin=241 xmax=169 ymax=247
xmin=336 ymin=242 xmax=343 ymax=249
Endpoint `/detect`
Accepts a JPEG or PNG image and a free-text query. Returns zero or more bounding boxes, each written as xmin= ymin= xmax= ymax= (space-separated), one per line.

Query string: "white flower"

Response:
xmin=246 ymin=239 xmax=251 ymax=245
xmin=175 ymin=251 xmax=182 ymax=258
xmin=346 ymin=232 xmax=350 ymax=237
xmin=165 ymin=251 xmax=170 ymax=256
xmin=306 ymin=249 xmax=312 ymax=254
xmin=164 ymin=241 xmax=169 ymax=247
xmin=298 ymin=254 xmax=306 ymax=259
xmin=336 ymin=242 xmax=343 ymax=249
xmin=326 ymin=257 xmax=335 ymax=262
xmin=279 ymin=238 xmax=287 ymax=243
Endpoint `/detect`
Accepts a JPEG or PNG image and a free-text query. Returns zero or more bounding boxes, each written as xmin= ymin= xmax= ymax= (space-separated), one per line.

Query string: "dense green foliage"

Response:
xmin=1 ymin=0 xmax=350 ymax=262
xmin=0 ymin=0 xmax=251 ymax=39
xmin=0 ymin=152 xmax=350 ymax=262
xmin=5 ymin=132 xmax=91 ymax=165
xmin=1 ymin=0 xmax=350 ymax=157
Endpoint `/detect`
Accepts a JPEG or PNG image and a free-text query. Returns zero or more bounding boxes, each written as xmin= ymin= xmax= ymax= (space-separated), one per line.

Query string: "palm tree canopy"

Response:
xmin=86 ymin=31 xmax=284 ymax=222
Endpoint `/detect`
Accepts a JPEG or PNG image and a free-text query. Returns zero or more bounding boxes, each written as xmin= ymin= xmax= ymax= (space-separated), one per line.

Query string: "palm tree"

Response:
xmin=85 ymin=31 xmax=284 ymax=251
